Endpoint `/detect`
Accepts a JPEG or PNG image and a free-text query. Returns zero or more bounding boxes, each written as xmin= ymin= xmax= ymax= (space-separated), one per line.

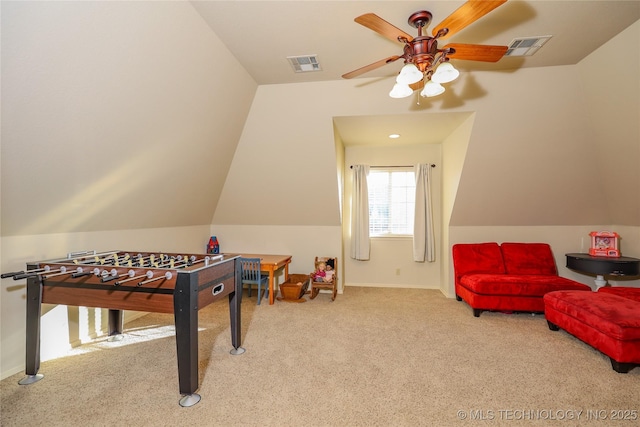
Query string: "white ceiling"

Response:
xmin=191 ymin=1 xmax=640 ymax=146
xmin=333 ymin=112 xmax=473 ymax=145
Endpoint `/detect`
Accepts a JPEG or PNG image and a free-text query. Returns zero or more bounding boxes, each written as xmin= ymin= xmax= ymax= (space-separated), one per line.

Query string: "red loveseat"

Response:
xmin=544 ymin=287 xmax=640 ymax=373
xmin=452 ymin=242 xmax=591 ymax=317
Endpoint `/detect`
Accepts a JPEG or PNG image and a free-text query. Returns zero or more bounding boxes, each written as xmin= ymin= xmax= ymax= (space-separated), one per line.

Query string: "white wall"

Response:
xmin=1 ymin=1 xmax=257 ymax=236
xmin=209 ymin=225 xmax=342 ymax=286
xmin=440 ymin=115 xmax=476 ymax=293
xmin=577 ymin=21 xmax=640 ymax=225
xmin=343 ymin=144 xmax=442 ymax=289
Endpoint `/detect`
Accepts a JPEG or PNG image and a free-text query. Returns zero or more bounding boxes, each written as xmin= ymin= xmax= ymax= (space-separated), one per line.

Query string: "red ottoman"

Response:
xmin=598 ymin=286 xmax=640 ymax=303
xmin=544 ymin=290 xmax=640 ymax=373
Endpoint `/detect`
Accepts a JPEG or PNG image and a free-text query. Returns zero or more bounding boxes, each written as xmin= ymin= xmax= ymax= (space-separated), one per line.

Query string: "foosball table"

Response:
xmin=1 ymin=250 xmax=245 ymax=407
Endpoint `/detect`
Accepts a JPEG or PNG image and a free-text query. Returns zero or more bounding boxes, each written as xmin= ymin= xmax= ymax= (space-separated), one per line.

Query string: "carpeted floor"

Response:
xmin=1 ymin=287 xmax=638 ymax=426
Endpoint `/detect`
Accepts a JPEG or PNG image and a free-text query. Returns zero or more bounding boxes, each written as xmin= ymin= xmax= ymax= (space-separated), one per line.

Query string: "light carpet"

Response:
xmin=1 ymin=287 xmax=638 ymax=426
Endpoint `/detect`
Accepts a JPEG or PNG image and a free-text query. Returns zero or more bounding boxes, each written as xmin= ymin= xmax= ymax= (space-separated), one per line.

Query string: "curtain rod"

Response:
xmin=350 ymin=164 xmax=435 ymax=169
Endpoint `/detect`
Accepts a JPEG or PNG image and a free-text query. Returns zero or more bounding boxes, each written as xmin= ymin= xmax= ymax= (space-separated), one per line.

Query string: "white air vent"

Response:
xmin=287 ymin=55 xmax=321 ymax=73
xmin=504 ymin=35 xmax=552 ymax=57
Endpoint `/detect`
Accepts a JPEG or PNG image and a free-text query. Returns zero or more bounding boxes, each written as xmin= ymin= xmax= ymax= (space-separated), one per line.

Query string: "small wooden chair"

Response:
xmin=240 ymin=257 xmax=269 ymax=305
xmin=310 ymin=257 xmax=338 ymax=301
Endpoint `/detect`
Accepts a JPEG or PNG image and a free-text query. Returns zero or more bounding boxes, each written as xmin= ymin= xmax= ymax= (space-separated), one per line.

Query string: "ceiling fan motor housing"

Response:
xmin=405 ymin=37 xmax=440 ymax=71
xmin=408 ymin=11 xmax=432 ymax=29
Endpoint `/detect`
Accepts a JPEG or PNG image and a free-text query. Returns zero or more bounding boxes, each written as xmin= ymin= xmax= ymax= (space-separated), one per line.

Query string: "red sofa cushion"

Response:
xmin=460 ymin=274 xmax=590 ymax=297
xmin=500 ymin=242 xmax=558 ymax=275
xmin=598 ymin=287 xmax=640 ymax=303
xmin=544 ymin=290 xmax=640 ymax=341
xmin=452 ymin=243 xmax=505 ymax=282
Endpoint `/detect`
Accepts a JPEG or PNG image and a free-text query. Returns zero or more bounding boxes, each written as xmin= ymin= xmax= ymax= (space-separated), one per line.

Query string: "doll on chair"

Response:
xmin=313 ymin=259 xmax=335 ymax=283
xmin=313 ymin=261 xmax=327 ymax=282
xmin=310 ymin=257 xmax=337 ymax=301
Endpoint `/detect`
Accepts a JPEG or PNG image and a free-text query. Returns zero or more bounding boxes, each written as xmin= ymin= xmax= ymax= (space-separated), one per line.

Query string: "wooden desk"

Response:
xmin=238 ymin=254 xmax=292 ymax=305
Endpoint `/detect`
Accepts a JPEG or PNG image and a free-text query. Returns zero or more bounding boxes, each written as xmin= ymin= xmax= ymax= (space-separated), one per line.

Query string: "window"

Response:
xmin=367 ymin=168 xmax=415 ymax=236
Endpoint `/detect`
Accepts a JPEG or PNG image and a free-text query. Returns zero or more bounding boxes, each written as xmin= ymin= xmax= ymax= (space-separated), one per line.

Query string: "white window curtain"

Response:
xmin=413 ymin=163 xmax=435 ymax=262
xmin=350 ymin=165 xmax=370 ymax=261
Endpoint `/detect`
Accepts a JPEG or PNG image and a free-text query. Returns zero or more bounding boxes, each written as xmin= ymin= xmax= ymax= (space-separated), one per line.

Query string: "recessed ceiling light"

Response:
xmin=389 ymin=134 xmax=400 ymax=139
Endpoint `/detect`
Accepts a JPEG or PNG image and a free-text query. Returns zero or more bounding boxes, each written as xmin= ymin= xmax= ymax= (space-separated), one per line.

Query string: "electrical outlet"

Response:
xmin=396 ymin=268 xmax=401 ymax=275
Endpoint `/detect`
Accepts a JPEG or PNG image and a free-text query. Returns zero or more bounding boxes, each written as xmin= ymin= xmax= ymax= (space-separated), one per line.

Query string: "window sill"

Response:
xmin=371 ymin=234 xmax=412 ymax=240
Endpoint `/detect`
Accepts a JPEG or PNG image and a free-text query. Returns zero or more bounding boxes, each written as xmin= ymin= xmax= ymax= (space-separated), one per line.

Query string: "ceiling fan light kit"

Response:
xmin=389 ymin=82 xmax=414 ymax=99
xmin=342 ymin=0 xmax=510 ymax=100
xmin=431 ymin=62 xmax=460 ymax=84
xmin=421 ymin=80 xmax=445 ymax=98
xmin=396 ymin=63 xmax=424 ymax=85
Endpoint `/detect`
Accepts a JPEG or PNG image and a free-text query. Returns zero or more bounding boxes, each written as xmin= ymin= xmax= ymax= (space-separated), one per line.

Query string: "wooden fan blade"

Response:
xmin=355 ymin=13 xmax=413 ymax=43
xmin=342 ymin=55 xmax=402 ymax=79
xmin=432 ymin=0 xmax=507 ymax=39
xmin=445 ymin=43 xmax=508 ymax=62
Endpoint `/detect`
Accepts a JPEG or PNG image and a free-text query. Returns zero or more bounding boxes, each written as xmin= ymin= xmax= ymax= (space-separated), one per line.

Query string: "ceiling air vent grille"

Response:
xmin=287 ymin=55 xmax=322 ymax=73
xmin=505 ymin=35 xmax=552 ymax=57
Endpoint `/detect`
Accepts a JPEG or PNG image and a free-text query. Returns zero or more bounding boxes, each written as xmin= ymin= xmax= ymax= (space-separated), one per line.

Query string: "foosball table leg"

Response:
xmin=174 ymin=274 xmax=201 ymax=407
xmin=107 ymin=309 xmax=124 ymax=342
xmin=19 ymin=275 xmax=44 ymax=386
xmin=179 ymin=394 xmax=201 ymax=407
xmin=229 ymin=260 xmax=245 ymax=356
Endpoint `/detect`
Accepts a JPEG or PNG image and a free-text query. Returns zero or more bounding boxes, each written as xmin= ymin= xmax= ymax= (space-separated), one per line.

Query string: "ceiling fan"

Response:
xmin=342 ymin=0 xmax=509 ymax=98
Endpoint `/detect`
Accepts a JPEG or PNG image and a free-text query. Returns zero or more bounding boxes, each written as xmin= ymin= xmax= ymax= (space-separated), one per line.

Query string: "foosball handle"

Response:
xmin=1 ymin=271 xmax=24 ymax=279
xmin=72 ymin=271 xmax=94 ymax=278
xmin=13 ymin=273 xmax=36 ymax=280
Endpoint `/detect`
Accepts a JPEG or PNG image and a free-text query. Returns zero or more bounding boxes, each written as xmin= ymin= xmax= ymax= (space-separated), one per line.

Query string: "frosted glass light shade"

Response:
xmin=396 ymin=63 xmax=423 ymax=85
xmin=431 ymin=62 xmax=459 ymax=84
xmin=420 ymin=80 xmax=445 ymax=97
xmin=389 ymin=83 xmax=413 ymax=98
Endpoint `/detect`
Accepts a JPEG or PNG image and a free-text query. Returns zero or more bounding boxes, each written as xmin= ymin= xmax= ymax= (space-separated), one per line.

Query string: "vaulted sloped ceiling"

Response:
xmin=2 ymin=2 xmax=638 ymax=237
xmin=1 ymin=1 xmax=257 ymax=236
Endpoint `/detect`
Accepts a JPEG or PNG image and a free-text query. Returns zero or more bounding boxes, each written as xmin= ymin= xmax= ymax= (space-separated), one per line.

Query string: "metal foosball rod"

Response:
xmin=66 ymin=251 xmax=124 ymax=266
xmin=137 ymin=271 xmax=173 ymax=286
xmin=151 ymin=255 xmax=219 ymax=271
xmin=79 ymin=253 xmax=136 ymax=267
xmin=42 ymin=266 xmax=85 ymax=279
xmin=113 ymin=253 xmax=166 ymax=268
xmin=1 ymin=271 xmax=22 ymax=279
xmin=114 ymin=270 xmax=153 ymax=286
xmin=135 ymin=254 xmax=169 ymax=267
xmin=154 ymin=255 xmax=196 ymax=269
xmin=101 ymin=269 xmax=134 ymax=284
xmin=154 ymin=259 xmax=182 ymax=269
xmin=12 ymin=266 xmax=67 ymax=280
xmin=99 ymin=253 xmax=132 ymax=266
xmin=91 ymin=253 xmax=158 ymax=267
xmin=104 ymin=253 xmax=161 ymax=268
xmin=101 ymin=268 xmax=119 ymax=281
xmin=68 ymin=250 xmax=120 ymax=261
xmin=2 ymin=265 xmax=52 ymax=279
xmin=73 ymin=254 xmax=118 ymax=266
xmin=71 ymin=267 xmax=102 ymax=278
xmin=1 ymin=251 xmax=126 ymax=279
xmin=65 ymin=250 xmax=119 ymax=260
